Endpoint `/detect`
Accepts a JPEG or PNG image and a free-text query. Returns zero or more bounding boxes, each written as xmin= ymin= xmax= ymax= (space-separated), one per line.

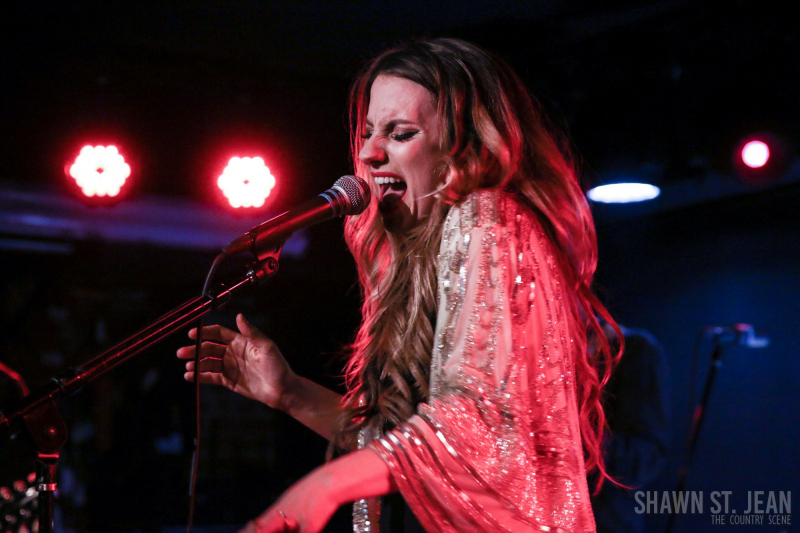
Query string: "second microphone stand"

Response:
xmin=665 ymin=335 xmax=726 ymax=533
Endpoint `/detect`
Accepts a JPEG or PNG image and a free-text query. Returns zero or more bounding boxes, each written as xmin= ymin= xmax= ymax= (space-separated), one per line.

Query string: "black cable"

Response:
xmin=187 ymin=314 xmax=203 ymax=533
xmin=186 ymin=253 xmax=226 ymax=533
xmin=0 ymin=360 xmax=30 ymax=398
xmin=202 ymin=254 xmax=227 ymax=300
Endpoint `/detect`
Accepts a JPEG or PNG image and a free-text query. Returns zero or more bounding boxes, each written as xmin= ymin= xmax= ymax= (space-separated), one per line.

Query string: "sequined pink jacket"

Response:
xmin=362 ymin=189 xmax=596 ymax=533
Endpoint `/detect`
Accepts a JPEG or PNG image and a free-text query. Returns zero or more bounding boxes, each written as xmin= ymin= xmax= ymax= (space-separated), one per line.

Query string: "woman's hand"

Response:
xmin=240 ymin=448 xmax=395 ymax=533
xmin=176 ymin=313 xmax=296 ymax=410
xmin=239 ymin=467 xmax=338 ymax=533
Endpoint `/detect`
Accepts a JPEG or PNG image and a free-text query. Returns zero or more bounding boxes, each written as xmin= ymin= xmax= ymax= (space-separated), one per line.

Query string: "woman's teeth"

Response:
xmin=374 ymin=176 xmax=403 ymax=185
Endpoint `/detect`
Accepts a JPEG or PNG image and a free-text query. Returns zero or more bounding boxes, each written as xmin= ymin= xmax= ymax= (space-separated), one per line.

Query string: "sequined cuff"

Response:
xmin=353 ymin=426 xmax=381 ymax=533
xmin=370 ymin=419 xmax=508 ymax=532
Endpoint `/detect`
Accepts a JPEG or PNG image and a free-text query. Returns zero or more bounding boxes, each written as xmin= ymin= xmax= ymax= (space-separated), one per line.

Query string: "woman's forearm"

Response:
xmin=318 ymin=448 xmax=396 ymax=506
xmin=281 ymin=374 xmax=342 ymax=440
xmin=240 ymin=447 xmax=396 ymax=532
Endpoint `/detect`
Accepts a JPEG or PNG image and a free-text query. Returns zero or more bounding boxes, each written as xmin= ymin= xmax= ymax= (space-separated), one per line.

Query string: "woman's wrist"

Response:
xmin=275 ymin=375 xmax=343 ymax=439
xmin=275 ymin=371 xmax=302 ymax=413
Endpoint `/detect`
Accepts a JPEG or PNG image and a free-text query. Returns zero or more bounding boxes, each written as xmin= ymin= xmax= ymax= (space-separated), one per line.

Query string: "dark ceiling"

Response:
xmin=2 ymin=0 xmax=796 ymax=212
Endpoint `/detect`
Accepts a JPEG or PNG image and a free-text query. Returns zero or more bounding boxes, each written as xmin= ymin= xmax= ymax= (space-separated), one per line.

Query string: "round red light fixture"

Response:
xmin=217 ymin=157 xmax=276 ymax=208
xmin=734 ymin=133 xmax=787 ymax=186
xmin=741 ymin=140 xmax=770 ymax=169
xmin=69 ymin=145 xmax=131 ymax=197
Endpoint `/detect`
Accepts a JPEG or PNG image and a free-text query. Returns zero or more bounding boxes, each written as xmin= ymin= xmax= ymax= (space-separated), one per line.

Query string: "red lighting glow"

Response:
xmin=217 ymin=157 xmax=276 ymax=208
xmin=69 ymin=145 xmax=131 ymax=197
xmin=741 ymin=140 xmax=770 ymax=169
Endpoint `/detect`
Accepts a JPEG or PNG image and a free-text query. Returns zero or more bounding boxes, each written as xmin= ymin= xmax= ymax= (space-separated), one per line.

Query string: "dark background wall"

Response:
xmin=595 ymin=185 xmax=800 ymax=532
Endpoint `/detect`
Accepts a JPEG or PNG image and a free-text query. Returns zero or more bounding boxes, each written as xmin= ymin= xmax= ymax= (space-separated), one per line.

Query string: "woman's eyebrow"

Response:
xmin=368 ymin=118 xmax=417 ymax=130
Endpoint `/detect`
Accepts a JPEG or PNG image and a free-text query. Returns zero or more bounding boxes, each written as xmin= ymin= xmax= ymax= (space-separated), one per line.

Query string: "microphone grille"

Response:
xmin=332 ymin=175 xmax=371 ymax=215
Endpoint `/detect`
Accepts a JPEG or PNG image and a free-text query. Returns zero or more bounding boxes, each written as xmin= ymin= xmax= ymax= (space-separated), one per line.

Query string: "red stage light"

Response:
xmin=741 ymin=140 xmax=770 ymax=169
xmin=217 ymin=156 xmax=276 ymax=208
xmin=69 ymin=145 xmax=131 ymax=197
xmin=734 ymin=133 xmax=787 ymax=186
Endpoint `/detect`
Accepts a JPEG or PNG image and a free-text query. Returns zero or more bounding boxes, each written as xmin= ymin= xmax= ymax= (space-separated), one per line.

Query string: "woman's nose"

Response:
xmin=358 ymin=136 xmax=386 ymax=167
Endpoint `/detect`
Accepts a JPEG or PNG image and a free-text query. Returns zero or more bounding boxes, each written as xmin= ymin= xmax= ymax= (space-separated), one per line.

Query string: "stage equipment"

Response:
xmin=217 ymin=156 xmax=277 ymax=208
xmin=0 ymin=176 xmax=370 ymax=533
xmin=741 ymin=140 xmax=770 ymax=169
xmin=69 ymin=145 xmax=131 ymax=198
xmin=0 ymin=473 xmax=37 ymax=532
xmin=665 ymin=323 xmax=769 ymax=533
xmin=734 ymin=133 xmax=787 ymax=186
xmin=587 ymin=182 xmax=660 ymax=203
xmin=221 ymin=175 xmax=369 ymax=260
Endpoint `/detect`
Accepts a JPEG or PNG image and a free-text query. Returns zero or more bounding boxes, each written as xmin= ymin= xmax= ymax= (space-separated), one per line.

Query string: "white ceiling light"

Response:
xmin=587 ymin=183 xmax=661 ymax=204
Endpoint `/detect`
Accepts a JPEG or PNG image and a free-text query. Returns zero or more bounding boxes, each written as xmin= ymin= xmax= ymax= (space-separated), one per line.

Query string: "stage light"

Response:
xmin=217 ymin=156 xmax=276 ymax=208
xmin=741 ymin=140 xmax=770 ymax=169
xmin=69 ymin=145 xmax=131 ymax=197
xmin=734 ymin=133 xmax=787 ymax=186
xmin=587 ymin=182 xmax=660 ymax=204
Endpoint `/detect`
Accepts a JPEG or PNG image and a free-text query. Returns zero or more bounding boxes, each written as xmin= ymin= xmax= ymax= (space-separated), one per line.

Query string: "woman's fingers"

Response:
xmin=283 ymin=516 xmax=299 ymax=531
xmin=238 ymin=512 xmax=298 ymax=533
xmin=236 ymin=313 xmax=255 ymax=338
xmin=188 ymin=323 xmax=239 ymax=344
xmin=236 ymin=314 xmax=278 ymax=354
xmin=185 ymin=315 xmax=265 ymax=346
xmin=236 ymin=313 xmax=267 ymax=341
xmin=180 ymin=340 xmax=226 ymax=383
xmin=183 ymin=370 xmax=227 ymax=386
xmin=176 ymin=341 xmax=227 ymax=360
xmin=239 ymin=521 xmax=257 ymax=533
xmin=184 ymin=356 xmax=224 ymax=373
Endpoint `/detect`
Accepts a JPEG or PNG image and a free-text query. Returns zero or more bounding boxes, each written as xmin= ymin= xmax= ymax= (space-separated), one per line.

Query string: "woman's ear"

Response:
xmin=435 ymin=161 xmax=450 ymax=182
xmin=434 ymin=162 xmax=454 ymax=196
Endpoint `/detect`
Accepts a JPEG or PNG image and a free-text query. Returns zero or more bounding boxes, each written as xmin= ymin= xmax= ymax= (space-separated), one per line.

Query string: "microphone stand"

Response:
xmin=665 ymin=338 xmax=725 ymax=533
xmin=0 ymin=246 xmax=283 ymax=533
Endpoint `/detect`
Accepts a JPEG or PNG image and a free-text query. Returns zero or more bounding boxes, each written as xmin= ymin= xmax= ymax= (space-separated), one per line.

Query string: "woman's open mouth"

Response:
xmin=374 ymin=176 xmax=407 ymax=212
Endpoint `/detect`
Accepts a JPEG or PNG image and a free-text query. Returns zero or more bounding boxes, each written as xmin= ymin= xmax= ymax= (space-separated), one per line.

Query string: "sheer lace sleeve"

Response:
xmin=369 ymin=190 xmax=596 ymax=533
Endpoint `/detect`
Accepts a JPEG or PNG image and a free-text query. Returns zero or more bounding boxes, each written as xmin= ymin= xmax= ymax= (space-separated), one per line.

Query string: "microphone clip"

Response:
xmin=705 ymin=323 xmax=770 ymax=348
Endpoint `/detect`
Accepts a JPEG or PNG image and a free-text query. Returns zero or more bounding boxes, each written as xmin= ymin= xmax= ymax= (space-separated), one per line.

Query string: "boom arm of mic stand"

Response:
xmin=0 ymin=245 xmax=283 ymax=533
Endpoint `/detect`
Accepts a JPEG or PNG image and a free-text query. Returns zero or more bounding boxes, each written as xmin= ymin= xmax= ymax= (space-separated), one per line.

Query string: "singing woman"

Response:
xmin=178 ymin=38 xmax=619 ymax=533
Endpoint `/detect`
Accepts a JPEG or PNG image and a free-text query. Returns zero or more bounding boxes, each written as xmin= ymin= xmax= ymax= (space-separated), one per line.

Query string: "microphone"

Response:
xmin=704 ymin=323 xmax=770 ymax=348
xmin=222 ymin=175 xmax=371 ymax=258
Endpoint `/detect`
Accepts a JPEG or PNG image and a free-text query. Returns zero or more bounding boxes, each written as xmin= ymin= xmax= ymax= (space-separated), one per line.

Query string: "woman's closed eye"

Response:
xmin=391 ymin=131 xmax=418 ymax=142
xmin=361 ymin=129 xmax=417 ymax=142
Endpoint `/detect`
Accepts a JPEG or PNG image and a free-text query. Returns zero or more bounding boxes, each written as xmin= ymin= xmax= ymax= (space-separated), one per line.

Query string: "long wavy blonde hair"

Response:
xmin=330 ymin=38 xmax=620 ymax=488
